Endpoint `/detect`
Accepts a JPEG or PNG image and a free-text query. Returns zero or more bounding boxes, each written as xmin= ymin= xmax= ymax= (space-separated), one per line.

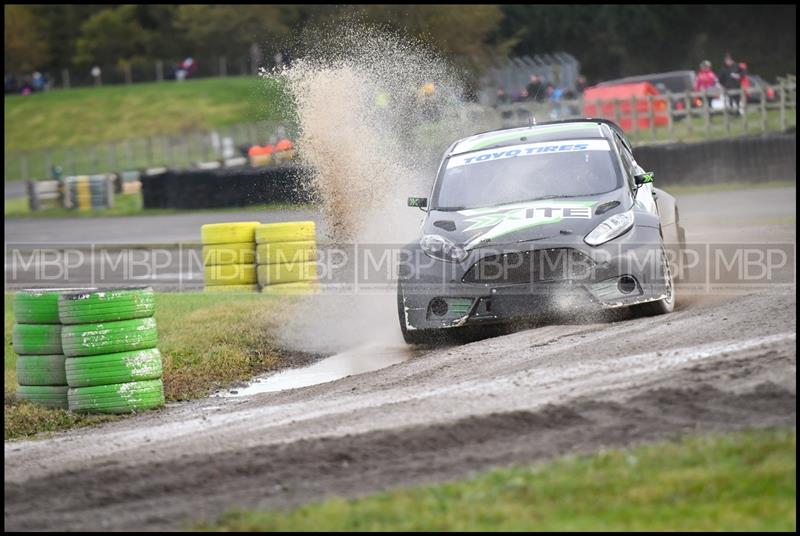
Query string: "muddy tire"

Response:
xmin=58 ymin=287 xmax=155 ymax=325
xmin=255 ymin=221 xmax=315 ymax=244
xmin=203 ymin=284 xmax=259 ymax=293
xmin=200 ymin=222 xmax=260 ymax=245
xmin=16 ymin=385 xmax=69 ymax=409
xmin=68 ymin=379 xmax=165 ymax=414
xmin=12 ymin=324 xmax=63 ymax=355
xmin=257 ymin=261 xmax=317 ymax=286
xmin=630 ymin=246 xmax=675 ymax=317
xmin=256 ymin=241 xmax=316 ymax=265
xmin=203 ymin=264 xmax=257 ymax=285
xmin=202 ymin=242 xmax=256 ymax=266
xmin=61 ymin=317 xmax=158 ymax=358
xmin=15 ymin=355 xmax=68 ymax=386
xmin=14 ymin=288 xmax=90 ymax=324
xmin=65 ymin=348 xmax=162 ymax=388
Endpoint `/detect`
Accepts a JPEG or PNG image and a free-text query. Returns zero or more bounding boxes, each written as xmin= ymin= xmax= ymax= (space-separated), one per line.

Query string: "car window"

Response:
xmin=614 ymin=136 xmax=637 ymax=190
xmin=433 ymin=139 xmax=622 ymax=210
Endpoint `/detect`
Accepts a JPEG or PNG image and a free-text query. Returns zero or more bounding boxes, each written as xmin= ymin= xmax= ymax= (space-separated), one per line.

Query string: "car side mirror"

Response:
xmin=408 ymin=197 xmax=428 ymax=210
xmin=634 ymin=171 xmax=654 ymax=187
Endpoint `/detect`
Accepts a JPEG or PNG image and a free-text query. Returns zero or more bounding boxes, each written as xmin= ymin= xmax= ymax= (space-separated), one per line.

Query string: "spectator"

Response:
xmin=495 ymin=86 xmax=511 ymax=107
xmin=739 ymin=62 xmax=751 ymax=102
xmin=5 ymin=74 xmax=19 ymax=94
xmin=718 ymin=53 xmax=742 ymax=113
xmin=526 ymin=74 xmax=545 ymax=102
xmin=91 ymin=65 xmax=102 ymax=87
xmin=694 ymin=60 xmax=719 ymax=92
xmin=575 ymin=75 xmax=587 ymax=93
xmin=31 ymin=71 xmax=44 ymax=92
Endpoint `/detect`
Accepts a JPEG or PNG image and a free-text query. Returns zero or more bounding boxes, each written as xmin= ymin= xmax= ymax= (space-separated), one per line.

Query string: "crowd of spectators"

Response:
xmin=4 ymin=72 xmax=51 ymax=95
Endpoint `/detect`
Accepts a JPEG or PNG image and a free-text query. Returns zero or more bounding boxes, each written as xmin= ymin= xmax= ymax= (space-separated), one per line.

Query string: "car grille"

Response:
xmin=462 ymin=248 xmax=595 ymax=285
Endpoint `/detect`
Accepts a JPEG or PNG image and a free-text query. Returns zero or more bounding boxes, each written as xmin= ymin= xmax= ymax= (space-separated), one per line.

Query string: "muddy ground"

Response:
xmin=4 ymin=186 xmax=797 ymax=531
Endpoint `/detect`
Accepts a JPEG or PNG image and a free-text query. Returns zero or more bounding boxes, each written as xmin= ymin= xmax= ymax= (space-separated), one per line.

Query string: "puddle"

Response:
xmin=217 ymin=343 xmax=416 ymax=397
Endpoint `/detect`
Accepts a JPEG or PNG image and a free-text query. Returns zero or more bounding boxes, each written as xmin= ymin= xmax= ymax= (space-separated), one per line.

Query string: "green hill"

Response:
xmin=4 ymin=77 xmax=283 ymax=152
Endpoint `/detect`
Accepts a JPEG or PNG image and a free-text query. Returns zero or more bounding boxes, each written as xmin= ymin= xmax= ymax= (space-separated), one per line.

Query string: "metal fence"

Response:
xmin=462 ymin=79 xmax=796 ymax=146
xmin=5 ymin=121 xmax=294 ymax=182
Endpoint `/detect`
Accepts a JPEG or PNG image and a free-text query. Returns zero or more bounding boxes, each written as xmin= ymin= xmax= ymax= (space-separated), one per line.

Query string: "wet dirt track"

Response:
xmin=4 ymin=186 xmax=797 ymax=531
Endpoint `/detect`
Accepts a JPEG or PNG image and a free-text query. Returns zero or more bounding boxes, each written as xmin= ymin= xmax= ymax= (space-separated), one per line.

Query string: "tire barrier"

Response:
xmin=11 ymin=289 xmax=88 ymax=408
xmin=255 ymin=221 xmax=319 ymax=293
xmin=62 ymin=175 xmax=115 ymax=211
xmin=140 ymin=164 xmax=312 ymax=210
xmin=201 ymin=223 xmax=259 ymax=291
xmin=58 ymin=287 xmax=165 ymax=414
xmin=26 ymin=180 xmax=62 ymax=211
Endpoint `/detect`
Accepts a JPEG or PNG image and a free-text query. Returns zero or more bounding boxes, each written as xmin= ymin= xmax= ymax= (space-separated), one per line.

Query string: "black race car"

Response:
xmin=397 ymin=119 xmax=686 ymax=344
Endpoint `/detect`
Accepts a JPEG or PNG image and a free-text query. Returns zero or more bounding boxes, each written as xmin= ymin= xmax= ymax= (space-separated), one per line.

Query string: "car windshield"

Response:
xmin=433 ymin=139 xmax=621 ymax=210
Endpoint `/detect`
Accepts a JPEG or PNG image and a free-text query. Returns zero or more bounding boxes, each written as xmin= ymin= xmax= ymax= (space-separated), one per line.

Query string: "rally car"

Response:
xmin=397 ymin=118 xmax=686 ymax=344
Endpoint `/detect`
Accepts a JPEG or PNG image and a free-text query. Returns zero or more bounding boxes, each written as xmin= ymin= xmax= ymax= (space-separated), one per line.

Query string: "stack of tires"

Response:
xmin=12 ymin=289 xmax=85 ymax=409
xmin=201 ymin=222 xmax=259 ymax=292
xmin=59 ymin=287 xmax=165 ymax=413
xmin=255 ymin=221 xmax=319 ymax=294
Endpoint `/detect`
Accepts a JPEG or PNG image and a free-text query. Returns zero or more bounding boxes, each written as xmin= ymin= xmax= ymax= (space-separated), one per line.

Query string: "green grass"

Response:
xmin=627 ymin=108 xmax=796 ymax=145
xmin=199 ymin=428 xmax=796 ymax=531
xmin=5 ymin=291 xmax=293 ymax=440
xmin=4 ymin=77 xmax=282 ymax=152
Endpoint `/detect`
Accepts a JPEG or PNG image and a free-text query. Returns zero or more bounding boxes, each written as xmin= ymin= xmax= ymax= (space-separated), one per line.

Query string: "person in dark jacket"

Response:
xmin=718 ymin=53 xmax=742 ymax=113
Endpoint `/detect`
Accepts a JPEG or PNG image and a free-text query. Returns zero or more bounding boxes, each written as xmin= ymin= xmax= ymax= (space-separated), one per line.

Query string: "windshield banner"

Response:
xmin=447 ymin=139 xmax=611 ymax=169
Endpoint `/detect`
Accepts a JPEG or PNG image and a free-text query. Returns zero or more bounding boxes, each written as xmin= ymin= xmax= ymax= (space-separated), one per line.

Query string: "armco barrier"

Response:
xmin=141 ymin=164 xmax=312 ymax=210
xmin=632 ymin=131 xmax=796 ymax=185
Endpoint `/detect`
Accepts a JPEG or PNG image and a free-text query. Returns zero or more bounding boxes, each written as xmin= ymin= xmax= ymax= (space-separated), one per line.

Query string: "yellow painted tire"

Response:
xmin=257 ymin=261 xmax=317 ymax=286
xmin=261 ymin=281 xmax=320 ymax=295
xmin=204 ymin=264 xmax=257 ymax=285
xmin=203 ymin=284 xmax=258 ymax=293
xmin=255 ymin=221 xmax=315 ymax=244
xmin=202 ymin=242 xmax=256 ymax=266
xmin=256 ymin=241 xmax=316 ymax=265
xmin=201 ymin=222 xmax=260 ymax=245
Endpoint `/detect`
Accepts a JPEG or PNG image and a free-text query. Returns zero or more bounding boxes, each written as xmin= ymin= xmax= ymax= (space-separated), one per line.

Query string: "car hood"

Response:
xmin=424 ymin=190 xmax=631 ymax=251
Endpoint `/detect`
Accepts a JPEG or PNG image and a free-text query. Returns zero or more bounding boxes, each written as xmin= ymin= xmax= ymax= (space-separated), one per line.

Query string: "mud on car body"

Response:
xmin=397 ymin=119 xmax=686 ymax=344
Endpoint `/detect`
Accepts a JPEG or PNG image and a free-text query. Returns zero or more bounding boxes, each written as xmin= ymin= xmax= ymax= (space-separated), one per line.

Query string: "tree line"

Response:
xmin=5 ymin=4 xmax=796 ymax=84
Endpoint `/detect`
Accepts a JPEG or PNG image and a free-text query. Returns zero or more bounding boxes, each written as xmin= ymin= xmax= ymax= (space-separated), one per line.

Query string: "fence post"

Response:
xmin=703 ymin=89 xmax=710 ymax=138
xmin=742 ymin=90 xmax=749 ymax=133
xmin=62 ymin=69 xmax=70 ymax=90
xmin=760 ymin=87 xmax=767 ymax=132
xmin=779 ymin=82 xmax=786 ymax=131
xmin=722 ymin=89 xmax=730 ymax=135
xmin=647 ymin=94 xmax=655 ymax=139
xmin=630 ymin=96 xmax=638 ymax=135
xmin=219 ymin=56 xmax=227 ymax=77
xmin=613 ymin=99 xmax=621 ymax=128
xmin=156 ymin=60 xmax=164 ymax=82
xmin=685 ymin=92 xmax=693 ymax=137
xmin=666 ymin=91 xmax=674 ymax=139
xmin=124 ymin=63 xmax=133 ymax=85
xmin=27 ymin=180 xmax=39 ymax=211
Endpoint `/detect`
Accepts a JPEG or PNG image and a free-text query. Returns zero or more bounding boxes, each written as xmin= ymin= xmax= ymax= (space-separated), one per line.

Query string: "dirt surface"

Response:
xmin=4 ymin=186 xmax=797 ymax=531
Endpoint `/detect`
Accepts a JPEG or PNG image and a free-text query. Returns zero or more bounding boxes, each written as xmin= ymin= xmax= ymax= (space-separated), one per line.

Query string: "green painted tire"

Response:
xmin=61 ymin=317 xmax=158 ymax=358
xmin=12 ymin=324 xmax=63 ymax=355
xmin=58 ymin=287 xmax=155 ymax=324
xmin=16 ymin=385 xmax=69 ymax=409
xmin=15 ymin=355 xmax=67 ymax=386
xmin=65 ymin=349 xmax=162 ymax=388
xmin=68 ymin=379 xmax=165 ymax=414
xmin=14 ymin=288 xmax=92 ymax=324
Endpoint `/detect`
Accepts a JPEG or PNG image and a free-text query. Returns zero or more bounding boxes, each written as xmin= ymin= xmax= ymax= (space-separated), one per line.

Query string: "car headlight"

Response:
xmin=420 ymin=234 xmax=468 ymax=262
xmin=584 ymin=208 xmax=635 ymax=246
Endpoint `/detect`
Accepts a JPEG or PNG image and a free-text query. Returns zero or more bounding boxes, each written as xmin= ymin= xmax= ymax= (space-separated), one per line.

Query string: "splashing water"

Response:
xmin=261 ymin=23 xmax=488 ymax=354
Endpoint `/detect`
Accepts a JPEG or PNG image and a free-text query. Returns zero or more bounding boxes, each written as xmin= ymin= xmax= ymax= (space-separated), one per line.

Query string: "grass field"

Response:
xmin=200 ymin=428 xmax=796 ymax=531
xmin=4 ymin=77 xmax=284 ymax=152
xmin=4 ymin=291 xmax=290 ymax=440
